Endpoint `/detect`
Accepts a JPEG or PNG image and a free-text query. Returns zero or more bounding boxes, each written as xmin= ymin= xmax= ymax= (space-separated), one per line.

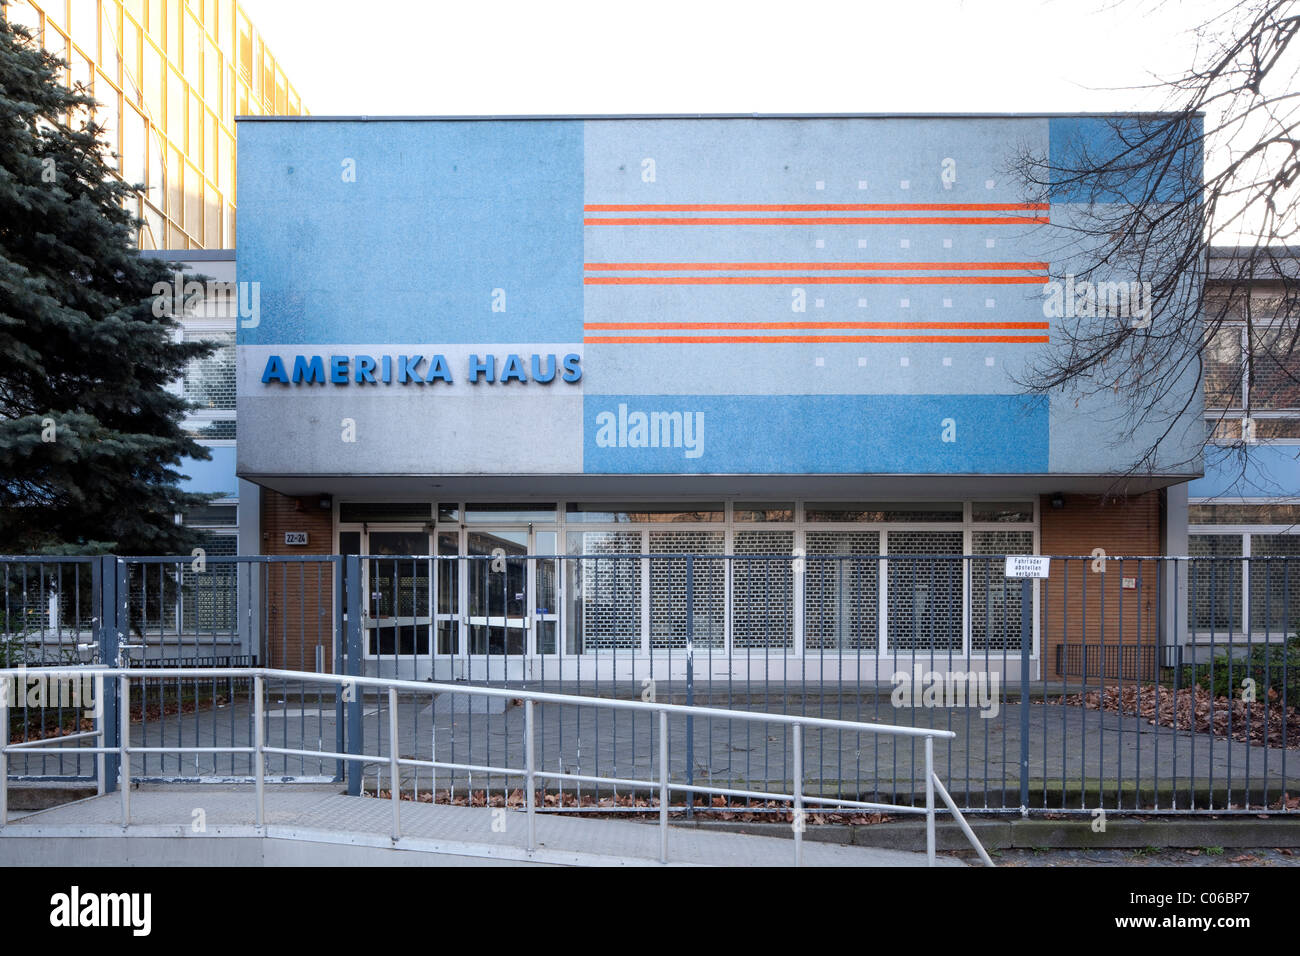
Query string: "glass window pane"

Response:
xmin=886 ymin=531 xmax=963 ymax=652
xmin=1249 ymin=324 xmax=1300 ymax=410
xmin=183 ymin=503 xmax=237 ymax=526
xmin=804 ymin=531 xmax=879 ymax=651
xmin=566 ymin=531 xmax=641 ymax=653
xmin=565 ymin=503 xmax=723 ymax=523
xmin=1188 ymin=535 xmax=1243 ymax=632
xmin=182 ymin=329 xmax=234 ymax=410
xmin=971 ymin=531 xmax=1034 ymax=650
xmin=143 ymin=41 xmax=162 ymax=115
xmin=180 ymin=532 xmax=236 ymax=633
xmin=367 ymin=542 xmax=431 ymax=655
xmin=5 ymin=1 xmax=40 ymax=36
xmin=806 ymin=502 xmax=963 ymax=522
xmin=1248 ymin=535 xmax=1300 ymax=633
xmin=648 ymin=530 xmax=723 ymax=648
xmin=1204 ymin=327 xmax=1244 ymax=408
xmin=1254 ymin=418 xmax=1300 ymax=439
xmin=733 ymin=503 xmax=794 ymax=522
xmin=337 ymin=502 xmax=430 ymax=523
xmin=972 ymin=502 xmax=1033 ymax=522
xmin=463 ymin=503 xmax=556 ymax=524
xmin=733 ymin=530 xmax=794 ymax=649
xmin=70 ymin=0 xmax=97 ymax=56
xmin=1189 ymin=504 xmax=1300 ymax=525
xmin=102 ymin=0 xmax=121 ymax=84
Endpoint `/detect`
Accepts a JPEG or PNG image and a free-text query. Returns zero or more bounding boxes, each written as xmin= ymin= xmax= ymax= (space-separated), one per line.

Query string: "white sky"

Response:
xmin=237 ymin=0 xmax=1225 ymax=116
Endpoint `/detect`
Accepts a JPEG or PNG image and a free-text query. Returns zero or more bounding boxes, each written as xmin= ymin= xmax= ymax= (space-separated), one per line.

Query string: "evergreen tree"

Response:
xmin=0 ymin=5 xmax=214 ymax=554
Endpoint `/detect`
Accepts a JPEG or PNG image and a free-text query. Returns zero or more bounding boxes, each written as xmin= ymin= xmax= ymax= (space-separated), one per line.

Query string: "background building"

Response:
xmin=1187 ymin=247 xmax=1300 ymax=640
xmin=4 ymin=0 xmax=305 ymax=249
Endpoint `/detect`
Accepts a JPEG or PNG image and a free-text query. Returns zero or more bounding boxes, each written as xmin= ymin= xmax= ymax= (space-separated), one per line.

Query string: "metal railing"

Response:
xmin=0 ymin=665 xmax=993 ymax=867
xmin=3 ymin=552 xmax=1297 ymax=815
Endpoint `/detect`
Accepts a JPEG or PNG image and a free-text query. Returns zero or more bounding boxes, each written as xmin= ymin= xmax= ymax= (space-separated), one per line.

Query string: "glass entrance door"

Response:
xmin=466 ymin=529 xmax=529 ymax=654
xmin=364 ymin=529 xmax=432 ymax=656
xmin=435 ymin=531 xmax=459 ymax=655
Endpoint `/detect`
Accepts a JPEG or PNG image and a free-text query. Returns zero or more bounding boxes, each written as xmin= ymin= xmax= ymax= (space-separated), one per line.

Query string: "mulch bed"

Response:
xmin=7 ymin=689 xmax=237 ymax=744
xmin=371 ymin=787 xmax=892 ymax=824
xmin=1049 ymin=683 xmax=1300 ymax=749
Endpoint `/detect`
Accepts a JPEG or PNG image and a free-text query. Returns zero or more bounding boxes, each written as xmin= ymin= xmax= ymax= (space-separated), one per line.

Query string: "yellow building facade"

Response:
xmin=4 ymin=0 xmax=305 ymax=249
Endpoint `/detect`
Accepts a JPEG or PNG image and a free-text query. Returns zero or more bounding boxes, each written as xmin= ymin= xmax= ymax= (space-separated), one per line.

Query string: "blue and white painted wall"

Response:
xmin=233 ymin=115 xmax=1204 ymax=489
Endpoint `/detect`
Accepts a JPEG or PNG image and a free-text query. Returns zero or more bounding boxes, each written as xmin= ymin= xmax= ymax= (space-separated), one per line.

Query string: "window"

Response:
xmin=1188 ymin=528 xmax=1300 ymax=635
xmin=1203 ymin=297 xmax=1300 ymax=443
xmin=463 ymin=503 xmax=557 ymax=523
xmin=565 ymin=503 xmax=724 ymax=523
xmin=179 ymin=314 xmax=235 ymax=439
xmin=338 ymin=502 xmax=430 ymax=523
xmin=370 ymin=499 xmax=1043 ymax=657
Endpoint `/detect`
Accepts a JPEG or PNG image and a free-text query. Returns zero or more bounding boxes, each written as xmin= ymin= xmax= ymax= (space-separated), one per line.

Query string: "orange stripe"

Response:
xmin=584 ymin=216 xmax=1049 ymax=226
xmin=583 ymin=203 xmax=1051 ymax=212
xmin=583 ymin=321 xmax=1050 ymax=331
xmin=582 ymin=335 xmax=1050 ymax=344
xmin=583 ymin=261 xmax=1048 ymax=271
xmin=584 ymin=275 xmax=1046 ymax=286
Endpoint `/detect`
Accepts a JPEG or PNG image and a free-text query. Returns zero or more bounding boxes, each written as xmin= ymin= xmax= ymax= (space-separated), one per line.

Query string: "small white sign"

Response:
xmin=1004 ymin=555 xmax=1050 ymax=579
xmin=284 ymin=532 xmax=309 ymax=546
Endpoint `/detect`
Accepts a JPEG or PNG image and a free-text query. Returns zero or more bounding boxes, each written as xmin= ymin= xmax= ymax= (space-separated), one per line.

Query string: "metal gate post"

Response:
xmin=96 ymin=555 xmax=122 ymax=793
xmin=345 ymin=554 xmax=364 ymax=796
xmin=1019 ymin=576 xmax=1031 ymax=814
xmin=685 ymin=554 xmax=694 ymax=819
xmin=333 ymin=556 xmax=345 ymax=783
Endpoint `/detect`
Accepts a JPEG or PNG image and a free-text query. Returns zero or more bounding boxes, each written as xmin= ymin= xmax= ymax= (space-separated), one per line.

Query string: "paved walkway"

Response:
xmin=0 ymin=788 xmax=959 ymax=866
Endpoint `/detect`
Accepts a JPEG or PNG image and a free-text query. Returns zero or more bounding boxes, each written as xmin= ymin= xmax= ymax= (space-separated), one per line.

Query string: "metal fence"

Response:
xmin=2 ymin=552 xmax=1297 ymax=815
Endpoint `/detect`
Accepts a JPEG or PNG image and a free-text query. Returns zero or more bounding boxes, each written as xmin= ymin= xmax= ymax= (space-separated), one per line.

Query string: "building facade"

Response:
xmin=207 ymin=114 xmax=1220 ymax=680
xmin=5 ymin=0 xmax=305 ymax=249
xmin=1187 ymin=248 xmax=1300 ymax=641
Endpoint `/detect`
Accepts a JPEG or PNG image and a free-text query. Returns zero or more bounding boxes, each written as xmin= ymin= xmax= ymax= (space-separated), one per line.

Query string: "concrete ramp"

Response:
xmin=0 ymin=789 xmax=962 ymax=867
